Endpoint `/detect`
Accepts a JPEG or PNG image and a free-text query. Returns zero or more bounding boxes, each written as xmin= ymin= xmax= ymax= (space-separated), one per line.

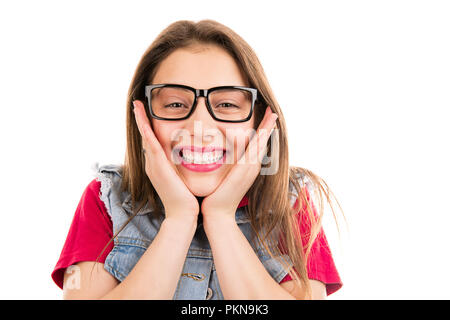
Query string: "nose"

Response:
xmin=190 ymin=96 xmax=212 ymax=122
xmin=184 ymin=97 xmax=221 ymax=145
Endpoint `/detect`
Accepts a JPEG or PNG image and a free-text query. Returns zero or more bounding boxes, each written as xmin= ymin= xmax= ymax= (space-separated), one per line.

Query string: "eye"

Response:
xmin=164 ymin=103 xmax=188 ymax=109
xmin=216 ymin=103 xmax=240 ymax=108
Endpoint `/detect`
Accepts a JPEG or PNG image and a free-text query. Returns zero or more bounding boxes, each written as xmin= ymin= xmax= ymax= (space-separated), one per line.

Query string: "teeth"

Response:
xmin=181 ymin=150 xmax=224 ymax=164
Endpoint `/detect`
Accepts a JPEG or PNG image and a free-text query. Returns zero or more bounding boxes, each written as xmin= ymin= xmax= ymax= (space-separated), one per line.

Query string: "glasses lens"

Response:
xmin=209 ymin=88 xmax=253 ymax=121
xmin=150 ymin=86 xmax=195 ymax=119
xmin=150 ymin=86 xmax=253 ymax=121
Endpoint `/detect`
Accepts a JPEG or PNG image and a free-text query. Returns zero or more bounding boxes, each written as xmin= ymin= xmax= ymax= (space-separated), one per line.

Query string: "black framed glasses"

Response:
xmin=144 ymin=83 xmax=258 ymax=123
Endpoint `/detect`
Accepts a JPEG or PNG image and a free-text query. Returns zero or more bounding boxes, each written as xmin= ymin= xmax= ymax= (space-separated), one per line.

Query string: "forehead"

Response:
xmin=152 ymin=45 xmax=249 ymax=88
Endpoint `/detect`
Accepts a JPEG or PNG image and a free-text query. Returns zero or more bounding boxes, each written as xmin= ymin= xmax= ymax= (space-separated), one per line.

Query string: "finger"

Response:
xmin=132 ymin=100 xmax=162 ymax=155
xmin=257 ymin=116 xmax=278 ymax=163
xmin=255 ymin=106 xmax=276 ymax=133
xmin=246 ymin=106 xmax=278 ymax=164
xmin=249 ymin=106 xmax=277 ymax=146
xmin=133 ymin=101 xmax=188 ymax=186
xmin=222 ymin=106 xmax=277 ymax=203
xmin=212 ymin=107 xmax=278 ymax=206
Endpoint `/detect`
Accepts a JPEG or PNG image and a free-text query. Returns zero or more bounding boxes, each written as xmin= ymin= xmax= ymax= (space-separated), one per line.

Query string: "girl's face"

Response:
xmin=150 ymin=45 xmax=255 ymax=197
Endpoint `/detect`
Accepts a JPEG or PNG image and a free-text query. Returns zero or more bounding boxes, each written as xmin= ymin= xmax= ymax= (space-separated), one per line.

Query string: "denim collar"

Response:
xmin=121 ymin=193 xmax=250 ymax=224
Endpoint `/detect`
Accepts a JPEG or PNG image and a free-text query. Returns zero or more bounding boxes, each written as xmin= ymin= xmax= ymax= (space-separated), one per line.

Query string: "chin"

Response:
xmin=191 ymin=188 xmax=213 ymax=197
xmin=182 ymin=174 xmax=222 ymax=197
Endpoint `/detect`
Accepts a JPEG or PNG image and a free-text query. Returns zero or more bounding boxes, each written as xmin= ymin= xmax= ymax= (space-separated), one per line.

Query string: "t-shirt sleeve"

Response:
xmin=279 ymin=186 xmax=343 ymax=296
xmin=51 ymin=178 xmax=114 ymax=290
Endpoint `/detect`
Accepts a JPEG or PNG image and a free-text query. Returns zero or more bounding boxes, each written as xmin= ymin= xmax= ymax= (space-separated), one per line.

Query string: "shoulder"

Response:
xmin=288 ymin=166 xmax=315 ymax=208
xmin=77 ymin=178 xmax=112 ymax=224
xmin=93 ymin=163 xmax=124 ymax=183
xmin=51 ymin=176 xmax=114 ymax=290
xmin=85 ymin=178 xmax=101 ymax=197
xmin=91 ymin=163 xmax=125 ymax=201
xmin=288 ymin=167 xmax=344 ymax=296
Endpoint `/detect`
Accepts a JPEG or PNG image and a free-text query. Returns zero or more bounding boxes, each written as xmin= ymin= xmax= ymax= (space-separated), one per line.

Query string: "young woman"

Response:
xmin=52 ymin=19 xmax=343 ymax=300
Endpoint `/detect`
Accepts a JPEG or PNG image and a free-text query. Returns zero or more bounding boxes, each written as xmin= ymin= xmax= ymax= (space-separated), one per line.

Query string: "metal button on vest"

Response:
xmin=206 ymin=288 xmax=213 ymax=300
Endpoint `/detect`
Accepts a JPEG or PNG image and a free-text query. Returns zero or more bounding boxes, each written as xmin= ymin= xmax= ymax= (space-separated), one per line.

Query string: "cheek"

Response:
xmin=224 ymin=124 xmax=255 ymax=161
xmin=151 ymin=120 xmax=176 ymax=153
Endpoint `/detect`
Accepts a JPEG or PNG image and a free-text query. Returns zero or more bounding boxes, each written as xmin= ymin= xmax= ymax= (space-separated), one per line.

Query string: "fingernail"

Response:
xmin=132 ymin=101 xmax=137 ymax=110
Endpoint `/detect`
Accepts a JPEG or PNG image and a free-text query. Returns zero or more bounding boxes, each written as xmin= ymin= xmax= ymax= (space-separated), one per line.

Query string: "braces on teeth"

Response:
xmin=181 ymin=150 xmax=224 ymax=164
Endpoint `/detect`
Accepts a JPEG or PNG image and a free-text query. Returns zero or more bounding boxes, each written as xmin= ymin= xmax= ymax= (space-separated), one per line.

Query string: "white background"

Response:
xmin=0 ymin=0 xmax=449 ymax=299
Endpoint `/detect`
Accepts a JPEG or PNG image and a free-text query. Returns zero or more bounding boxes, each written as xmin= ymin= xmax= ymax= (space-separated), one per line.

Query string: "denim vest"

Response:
xmin=94 ymin=163 xmax=301 ymax=300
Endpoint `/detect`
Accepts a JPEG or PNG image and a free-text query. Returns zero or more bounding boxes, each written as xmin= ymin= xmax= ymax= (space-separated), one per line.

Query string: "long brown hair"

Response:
xmin=94 ymin=19 xmax=344 ymax=299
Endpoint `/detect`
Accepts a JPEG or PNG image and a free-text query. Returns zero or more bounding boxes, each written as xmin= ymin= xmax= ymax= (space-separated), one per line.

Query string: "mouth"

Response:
xmin=174 ymin=146 xmax=227 ymax=172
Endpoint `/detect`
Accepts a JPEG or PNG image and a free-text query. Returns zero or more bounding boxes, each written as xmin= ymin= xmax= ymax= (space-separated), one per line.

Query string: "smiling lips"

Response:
xmin=175 ymin=146 xmax=227 ymax=172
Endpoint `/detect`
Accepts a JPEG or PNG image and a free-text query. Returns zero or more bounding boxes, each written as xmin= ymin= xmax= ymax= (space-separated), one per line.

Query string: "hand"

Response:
xmin=132 ymin=100 xmax=199 ymax=221
xmin=201 ymin=106 xmax=278 ymax=222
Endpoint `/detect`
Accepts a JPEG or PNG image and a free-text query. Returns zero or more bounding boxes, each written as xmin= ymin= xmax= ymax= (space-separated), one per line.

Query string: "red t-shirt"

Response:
xmin=52 ymin=179 xmax=342 ymax=295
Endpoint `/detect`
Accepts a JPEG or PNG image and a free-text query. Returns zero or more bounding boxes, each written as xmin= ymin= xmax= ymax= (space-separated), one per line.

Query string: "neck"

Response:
xmin=195 ymin=196 xmax=204 ymax=228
